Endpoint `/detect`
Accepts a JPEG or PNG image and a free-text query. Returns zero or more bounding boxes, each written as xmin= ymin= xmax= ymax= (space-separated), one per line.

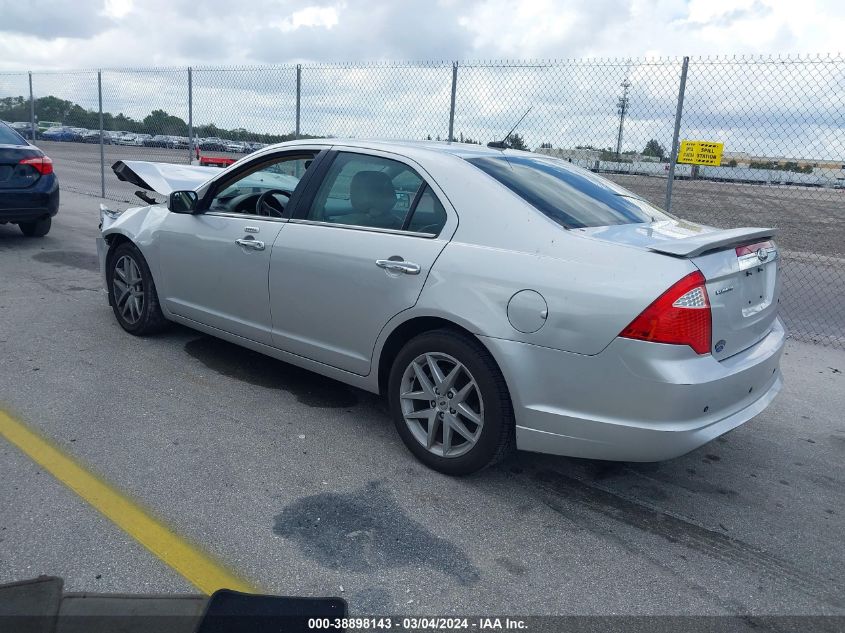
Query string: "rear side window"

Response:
xmin=307 ymin=152 xmax=424 ymax=231
xmin=0 ymin=123 xmax=26 ymax=145
xmin=466 ymin=155 xmax=672 ymax=229
xmin=405 ymin=186 xmax=447 ymax=234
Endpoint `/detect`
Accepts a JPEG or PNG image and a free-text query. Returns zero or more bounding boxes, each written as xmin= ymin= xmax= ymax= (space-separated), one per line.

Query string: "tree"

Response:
xmin=143 ymin=109 xmax=188 ymax=135
xmin=643 ymin=139 xmax=666 ymax=160
xmin=505 ymin=133 xmax=527 ymax=151
xmin=539 ymin=142 xmax=552 ymax=148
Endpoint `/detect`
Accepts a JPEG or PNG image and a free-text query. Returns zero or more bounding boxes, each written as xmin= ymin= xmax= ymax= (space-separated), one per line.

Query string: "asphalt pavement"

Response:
xmin=0 ymin=189 xmax=843 ymax=616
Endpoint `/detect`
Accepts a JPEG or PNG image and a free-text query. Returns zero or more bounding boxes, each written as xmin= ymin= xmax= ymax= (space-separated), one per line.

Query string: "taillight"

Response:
xmin=619 ymin=271 xmax=712 ymax=355
xmin=19 ymin=156 xmax=53 ymax=175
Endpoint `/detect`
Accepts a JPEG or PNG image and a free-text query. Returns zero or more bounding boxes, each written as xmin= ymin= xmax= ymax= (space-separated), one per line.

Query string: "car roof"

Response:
xmin=259 ymin=138 xmax=531 ymax=161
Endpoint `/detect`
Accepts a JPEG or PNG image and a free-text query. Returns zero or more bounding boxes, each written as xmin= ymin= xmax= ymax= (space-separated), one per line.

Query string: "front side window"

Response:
xmin=307 ymin=153 xmax=424 ymax=230
xmin=208 ymin=153 xmax=316 ymax=217
xmin=467 ymin=155 xmax=673 ymax=229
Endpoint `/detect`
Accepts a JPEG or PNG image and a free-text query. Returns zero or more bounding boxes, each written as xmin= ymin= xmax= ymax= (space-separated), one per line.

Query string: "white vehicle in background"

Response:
xmin=129 ymin=134 xmax=152 ymax=146
xmin=225 ymin=140 xmax=247 ymax=153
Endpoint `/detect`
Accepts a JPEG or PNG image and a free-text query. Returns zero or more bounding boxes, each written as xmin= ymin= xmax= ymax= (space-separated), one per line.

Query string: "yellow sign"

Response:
xmin=678 ymin=140 xmax=724 ymax=166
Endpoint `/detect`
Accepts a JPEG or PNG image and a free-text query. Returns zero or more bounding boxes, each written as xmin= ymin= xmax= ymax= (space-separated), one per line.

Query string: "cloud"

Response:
xmin=0 ymin=0 xmax=114 ymax=39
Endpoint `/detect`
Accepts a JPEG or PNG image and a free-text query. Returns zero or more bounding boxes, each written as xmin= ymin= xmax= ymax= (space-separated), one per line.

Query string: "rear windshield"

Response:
xmin=0 ymin=123 xmax=26 ymax=145
xmin=466 ymin=155 xmax=672 ymax=228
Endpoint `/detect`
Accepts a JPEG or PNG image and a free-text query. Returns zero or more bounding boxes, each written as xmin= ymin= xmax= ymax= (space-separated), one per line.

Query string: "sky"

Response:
xmin=0 ymin=0 xmax=842 ymax=70
xmin=0 ymin=1 xmax=842 ymax=161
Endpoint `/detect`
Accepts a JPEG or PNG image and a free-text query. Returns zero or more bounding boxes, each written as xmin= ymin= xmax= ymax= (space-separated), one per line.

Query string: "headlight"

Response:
xmin=99 ymin=203 xmax=124 ymax=230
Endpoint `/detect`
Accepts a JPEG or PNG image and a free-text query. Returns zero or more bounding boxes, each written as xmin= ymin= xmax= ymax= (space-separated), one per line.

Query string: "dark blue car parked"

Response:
xmin=0 ymin=122 xmax=59 ymax=237
xmin=40 ymin=126 xmax=83 ymax=142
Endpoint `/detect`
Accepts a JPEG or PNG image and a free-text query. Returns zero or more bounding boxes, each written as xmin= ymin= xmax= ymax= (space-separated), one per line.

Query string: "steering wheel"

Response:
xmin=255 ymin=189 xmax=292 ymax=217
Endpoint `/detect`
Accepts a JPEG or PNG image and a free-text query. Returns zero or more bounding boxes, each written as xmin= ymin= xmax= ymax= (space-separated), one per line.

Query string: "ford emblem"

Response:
xmin=715 ymin=339 xmax=726 ymax=353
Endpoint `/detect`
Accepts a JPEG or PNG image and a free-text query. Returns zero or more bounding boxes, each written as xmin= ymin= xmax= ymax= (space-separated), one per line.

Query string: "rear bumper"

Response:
xmin=481 ymin=317 xmax=786 ymax=461
xmin=0 ymin=175 xmax=60 ymax=222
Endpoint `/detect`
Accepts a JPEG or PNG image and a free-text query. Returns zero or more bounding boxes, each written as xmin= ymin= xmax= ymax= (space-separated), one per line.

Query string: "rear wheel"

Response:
xmin=388 ymin=329 xmax=515 ymax=475
xmin=18 ymin=217 xmax=51 ymax=237
xmin=107 ymin=242 xmax=168 ymax=335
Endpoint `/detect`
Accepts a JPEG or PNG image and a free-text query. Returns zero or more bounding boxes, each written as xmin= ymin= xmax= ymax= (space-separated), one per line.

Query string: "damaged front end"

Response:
xmin=96 ymin=203 xmax=124 ymax=292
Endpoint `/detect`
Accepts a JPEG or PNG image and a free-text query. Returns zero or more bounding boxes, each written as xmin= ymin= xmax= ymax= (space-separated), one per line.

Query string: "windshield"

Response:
xmin=466 ymin=154 xmax=673 ymax=229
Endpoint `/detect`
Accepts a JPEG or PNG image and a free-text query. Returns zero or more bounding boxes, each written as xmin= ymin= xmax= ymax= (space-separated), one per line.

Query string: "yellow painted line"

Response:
xmin=0 ymin=409 xmax=255 ymax=595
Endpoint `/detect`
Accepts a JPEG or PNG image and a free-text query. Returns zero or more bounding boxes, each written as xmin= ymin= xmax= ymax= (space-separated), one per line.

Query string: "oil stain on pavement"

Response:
xmin=184 ymin=336 xmax=360 ymax=408
xmin=273 ymin=481 xmax=481 ymax=586
xmin=32 ymin=250 xmax=99 ymax=271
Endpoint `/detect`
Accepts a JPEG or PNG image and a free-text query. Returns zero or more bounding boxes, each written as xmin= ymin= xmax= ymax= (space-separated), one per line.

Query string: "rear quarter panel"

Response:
xmin=408 ymin=153 xmax=697 ymax=355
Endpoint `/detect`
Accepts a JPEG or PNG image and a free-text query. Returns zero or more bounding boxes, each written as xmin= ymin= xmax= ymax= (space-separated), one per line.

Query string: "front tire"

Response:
xmin=19 ymin=217 xmax=51 ymax=237
xmin=107 ymin=242 xmax=168 ymax=335
xmin=388 ymin=329 xmax=515 ymax=475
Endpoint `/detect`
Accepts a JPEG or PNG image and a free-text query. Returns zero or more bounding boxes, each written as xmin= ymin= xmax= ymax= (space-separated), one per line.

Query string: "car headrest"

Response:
xmin=350 ymin=171 xmax=395 ymax=214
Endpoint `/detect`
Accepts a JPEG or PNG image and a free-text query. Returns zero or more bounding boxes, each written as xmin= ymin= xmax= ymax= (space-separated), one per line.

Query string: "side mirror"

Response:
xmin=168 ymin=190 xmax=199 ymax=214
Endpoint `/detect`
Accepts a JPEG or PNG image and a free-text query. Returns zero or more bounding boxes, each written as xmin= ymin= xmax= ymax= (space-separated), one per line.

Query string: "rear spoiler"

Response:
xmin=112 ymin=160 xmax=221 ymax=196
xmin=648 ymin=227 xmax=778 ymax=258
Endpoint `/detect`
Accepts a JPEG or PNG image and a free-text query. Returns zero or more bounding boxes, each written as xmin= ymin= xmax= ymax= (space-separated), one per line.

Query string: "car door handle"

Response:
xmin=235 ymin=237 xmax=265 ymax=251
xmin=376 ymin=259 xmax=421 ymax=275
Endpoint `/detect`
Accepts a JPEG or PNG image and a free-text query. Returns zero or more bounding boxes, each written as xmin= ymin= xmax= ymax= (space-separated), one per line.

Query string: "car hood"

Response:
xmin=112 ymin=160 xmax=223 ymax=196
xmin=573 ymin=219 xmax=778 ymax=257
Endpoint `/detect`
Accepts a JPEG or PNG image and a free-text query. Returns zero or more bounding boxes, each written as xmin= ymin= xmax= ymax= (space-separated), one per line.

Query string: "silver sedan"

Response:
xmin=97 ymin=140 xmax=784 ymax=475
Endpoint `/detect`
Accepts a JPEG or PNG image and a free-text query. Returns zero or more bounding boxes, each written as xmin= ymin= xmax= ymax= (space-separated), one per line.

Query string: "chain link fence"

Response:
xmin=1 ymin=56 xmax=843 ymax=347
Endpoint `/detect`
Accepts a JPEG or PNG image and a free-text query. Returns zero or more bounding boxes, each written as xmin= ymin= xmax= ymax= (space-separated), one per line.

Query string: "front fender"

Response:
xmin=99 ymin=203 xmax=170 ymax=291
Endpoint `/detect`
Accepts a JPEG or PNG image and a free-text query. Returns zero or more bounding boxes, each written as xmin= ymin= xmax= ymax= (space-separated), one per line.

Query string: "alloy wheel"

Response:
xmin=399 ymin=352 xmax=484 ymax=458
xmin=113 ymin=255 xmax=144 ymax=324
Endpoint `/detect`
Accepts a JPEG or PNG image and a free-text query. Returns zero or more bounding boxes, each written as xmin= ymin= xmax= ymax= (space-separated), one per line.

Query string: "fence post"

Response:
xmin=665 ymin=56 xmax=689 ymax=212
xmin=448 ymin=62 xmax=458 ymax=142
xmin=295 ymin=64 xmax=301 ymax=139
xmin=98 ymin=70 xmax=105 ymax=199
xmin=188 ymin=67 xmax=193 ymax=163
xmin=28 ymin=72 xmax=36 ymax=142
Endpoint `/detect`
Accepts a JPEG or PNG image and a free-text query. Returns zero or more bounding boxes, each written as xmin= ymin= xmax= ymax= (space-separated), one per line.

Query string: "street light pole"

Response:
xmin=615 ymin=79 xmax=631 ymax=160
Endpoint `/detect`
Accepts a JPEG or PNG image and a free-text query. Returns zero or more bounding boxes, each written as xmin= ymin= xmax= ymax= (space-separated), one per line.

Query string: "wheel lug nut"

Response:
xmin=430 ymin=401 xmax=436 ymax=407
xmin=438 ymin=412 xmax=444 ymax=418
xmin=434 ymin=388 xmax=440 ymax=395
xmin=450 ymin=408 xmax=456 ymax=415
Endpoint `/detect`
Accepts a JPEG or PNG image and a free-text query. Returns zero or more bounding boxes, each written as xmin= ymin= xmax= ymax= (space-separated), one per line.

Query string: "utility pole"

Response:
xmin=615 ymin=79 xmax=631 ymax=160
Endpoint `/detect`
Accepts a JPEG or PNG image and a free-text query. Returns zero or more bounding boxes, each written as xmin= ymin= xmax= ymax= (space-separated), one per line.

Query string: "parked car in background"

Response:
xmin=9 ymin=122 xmax=35 ymax=140
xmin=199 ymin=137 xmax=227 ymax=152
xmin=41 ymin=126 xmax=84 ymax=142
xmin=128 ymin=134 xmax=152 ymax=146
xmin=0 ymin=121 xmax=59 ymax=237
xmin=143 ymin=135 xmax=176 ymax=148
xmin=36 ymin=121 xmax=61 ymax=133
xmin=224 ymin=140 xmax=247 ymax=153
xmin=83 ymin=130 xmax=114 ymax=144
xmin=99 ymin=139 xmax=784 ymax=475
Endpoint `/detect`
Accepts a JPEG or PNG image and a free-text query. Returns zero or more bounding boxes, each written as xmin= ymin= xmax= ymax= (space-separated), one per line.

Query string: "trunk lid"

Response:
xmin=0 ymin=145 xmax=43 ymax=189
xmin=577 ymin=220 xmax=781 ymax=360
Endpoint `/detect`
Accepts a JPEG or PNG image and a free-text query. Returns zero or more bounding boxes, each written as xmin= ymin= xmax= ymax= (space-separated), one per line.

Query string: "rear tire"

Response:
xmin=18 ymin=217 xmax=51 ymax=237
xmin=107 ymin=242 xmax=169 ymax=336
xmin=388 ymin=329 xmax=515 ymax=475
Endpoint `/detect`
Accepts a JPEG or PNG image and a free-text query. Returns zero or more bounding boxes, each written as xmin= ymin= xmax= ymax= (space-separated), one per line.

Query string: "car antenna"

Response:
xmin=487 ymin=107 xmax=532 ymax=149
